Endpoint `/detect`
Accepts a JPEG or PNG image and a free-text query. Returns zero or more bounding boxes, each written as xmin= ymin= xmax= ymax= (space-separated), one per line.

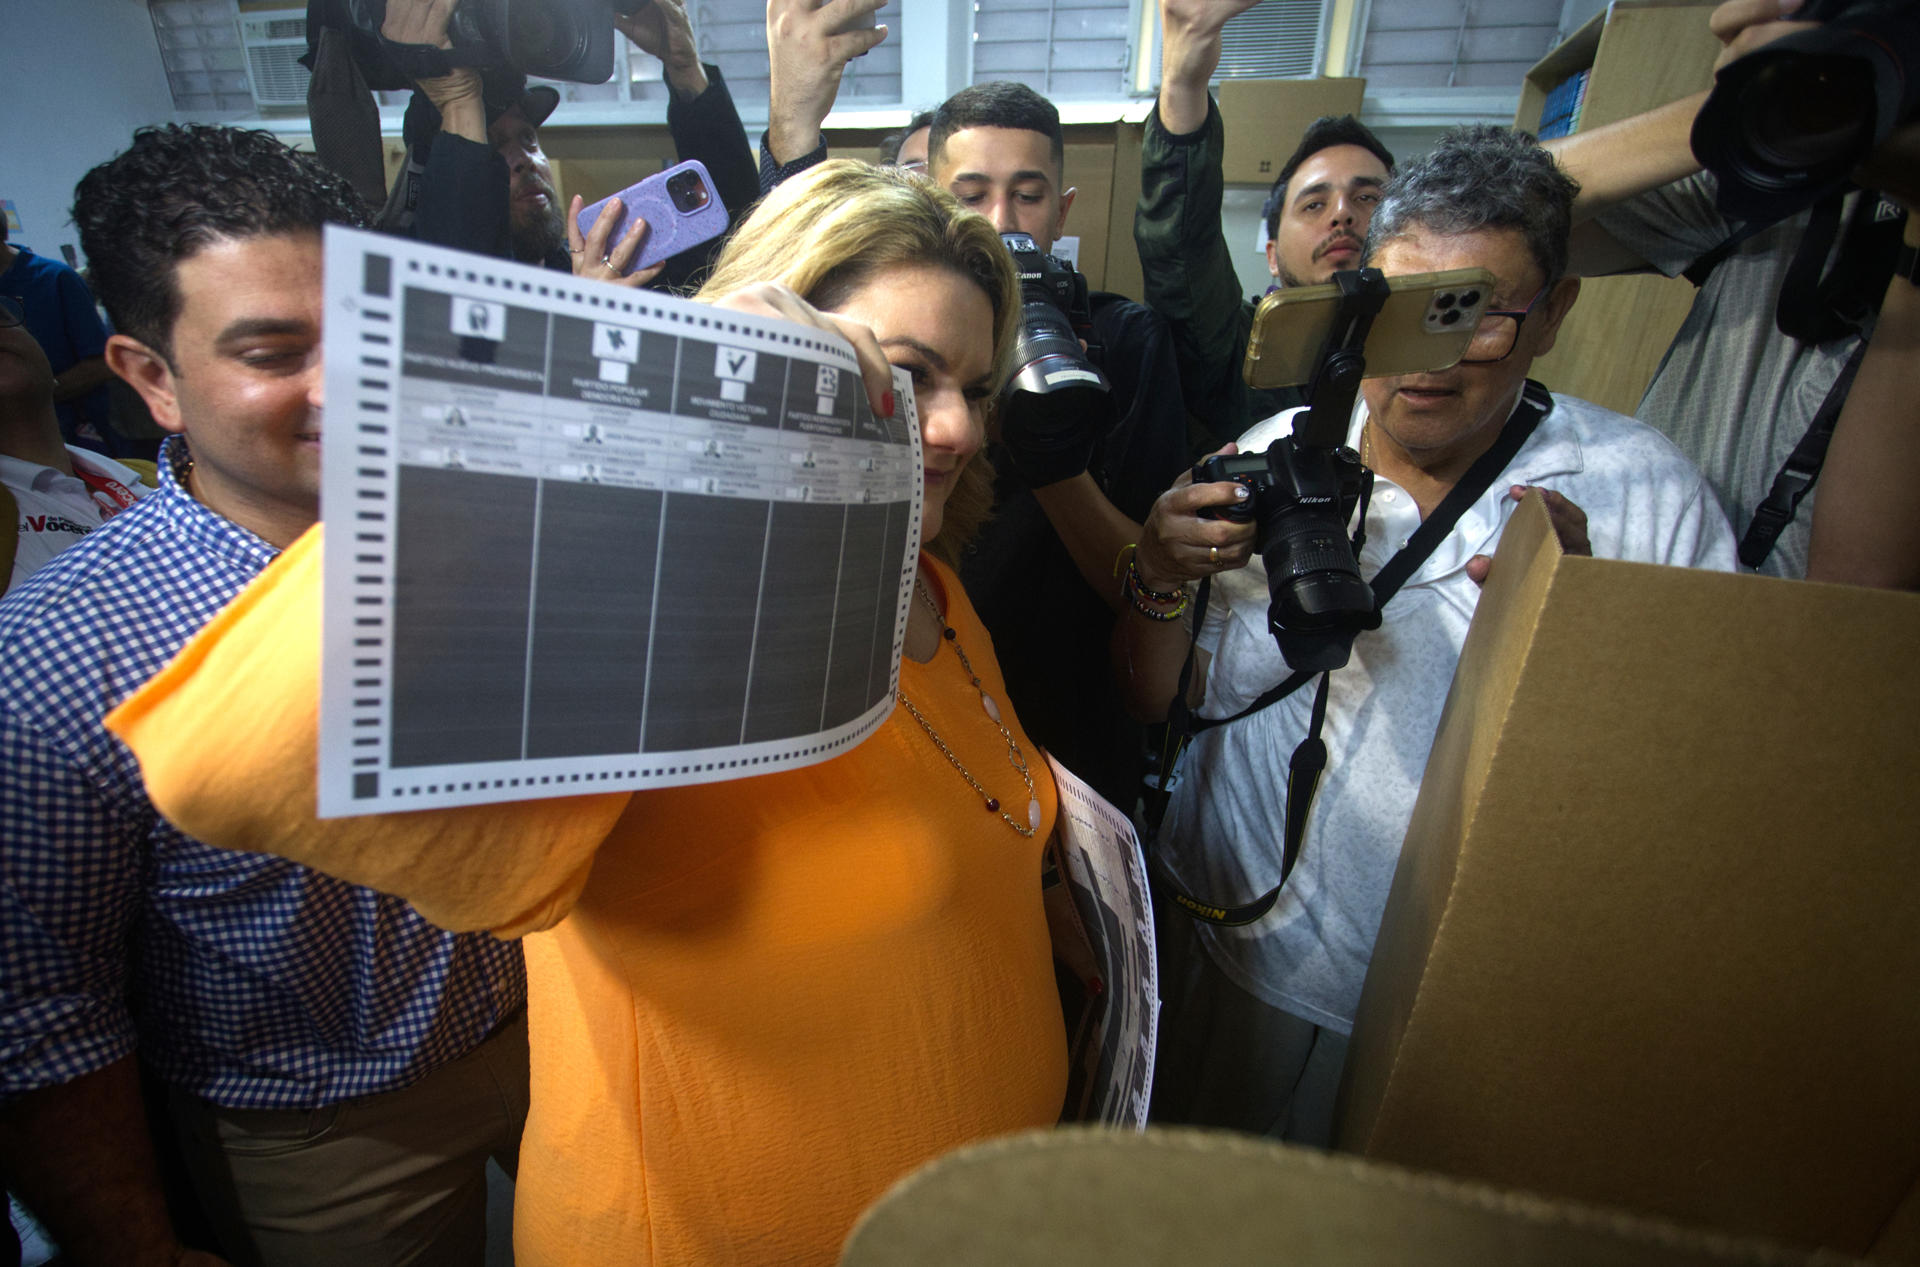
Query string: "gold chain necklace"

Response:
xmin=895 ymin=581 xmax=1040 ymax=838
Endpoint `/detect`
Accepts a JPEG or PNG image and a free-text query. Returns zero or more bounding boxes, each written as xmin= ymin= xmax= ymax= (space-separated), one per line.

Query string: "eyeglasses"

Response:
xmin=0 ymin=296 xmax=21 ymax=330
xmin=1458 ymin=285 xmax=1550 ymax=364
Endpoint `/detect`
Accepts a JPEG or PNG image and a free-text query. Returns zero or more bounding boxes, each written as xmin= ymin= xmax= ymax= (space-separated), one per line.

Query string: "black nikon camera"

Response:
xmin=1691 ymin=0 xmax=1920 ymax=221
xmin=996 ymin=233 xmax=1113 ymax=486
xmin=326 ymin=0 xmax=648 ymax=87
xmin=1194 ymin=441 xmax=1373 ymax=674
xmin=1195 ymin=269 xmax=1393 ymax=674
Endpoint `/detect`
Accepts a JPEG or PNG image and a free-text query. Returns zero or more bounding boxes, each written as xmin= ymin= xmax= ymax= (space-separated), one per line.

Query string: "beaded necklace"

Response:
xmin=895 ymin=580 xmax=1041 ymax=838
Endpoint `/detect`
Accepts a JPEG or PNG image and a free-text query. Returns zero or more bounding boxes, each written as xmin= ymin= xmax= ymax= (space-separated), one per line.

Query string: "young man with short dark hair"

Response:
xmin=0 ymin=123 xmax=528 ymax=1267
xmin=918 ymin=81 xmax=1197 ymax=813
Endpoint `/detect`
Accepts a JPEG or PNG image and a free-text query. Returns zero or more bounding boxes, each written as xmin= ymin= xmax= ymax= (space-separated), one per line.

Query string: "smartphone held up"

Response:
xmin=575 ymin=159 xmax=730 ymax=276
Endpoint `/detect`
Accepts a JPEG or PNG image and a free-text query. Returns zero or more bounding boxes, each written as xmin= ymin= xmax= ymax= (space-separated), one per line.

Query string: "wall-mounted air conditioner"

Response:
xmin=239 ymin=7 xmax=309 ymax=107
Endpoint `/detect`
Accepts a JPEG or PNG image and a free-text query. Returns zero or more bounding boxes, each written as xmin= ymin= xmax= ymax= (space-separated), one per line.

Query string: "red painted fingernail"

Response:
xmin=881 ymin=391 xmax=895 ymax=418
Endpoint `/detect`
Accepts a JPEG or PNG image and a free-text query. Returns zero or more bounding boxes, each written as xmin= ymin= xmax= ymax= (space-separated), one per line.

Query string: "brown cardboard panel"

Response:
xmin=1215 ymin=78 xmax=1366 ymax=187
xmin=1342 ymin=495 xmax=1920 ymax=1259
xmin=1100 ymin=121 xmax=1147 ymax=304
xmin=843 ymin=1127 xmax=1853 ymax=1266
xmin=1339 ymin=497 xmax=1566 ymax=1150
xmin=1061 ymin=135 xmax=1117 ymax=292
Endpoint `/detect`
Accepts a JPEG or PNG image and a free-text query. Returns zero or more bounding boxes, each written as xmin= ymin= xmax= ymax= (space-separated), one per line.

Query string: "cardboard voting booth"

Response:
xmin=1338 ymin=496 xmax=1920 ymax=1260
xmin=842 ymin=1127 xmax=1854 ymax=1266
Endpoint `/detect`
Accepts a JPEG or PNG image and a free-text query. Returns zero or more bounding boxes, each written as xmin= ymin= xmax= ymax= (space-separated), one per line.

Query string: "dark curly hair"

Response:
xmin=73 ymin=124 xmax=369 ymax=366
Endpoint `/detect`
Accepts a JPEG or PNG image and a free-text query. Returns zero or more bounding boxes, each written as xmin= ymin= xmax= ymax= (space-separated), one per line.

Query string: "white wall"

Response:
xmin=0 ymin=0 xmax=177 ymax=267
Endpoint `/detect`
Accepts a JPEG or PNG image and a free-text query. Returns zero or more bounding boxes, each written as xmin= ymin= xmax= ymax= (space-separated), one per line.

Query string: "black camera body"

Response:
xmin=1692 ymin=0 xmax=1920 ymax=221
xmin=330 ymin=0 xmax=645 ymax=87
xmin=1195 ymin=442 xmax=1374 ymax=674
xmin=997 ymin=233 xmax=1113 ymax=485
xmin=1192 ymin=268 xmax=1397 ymax=673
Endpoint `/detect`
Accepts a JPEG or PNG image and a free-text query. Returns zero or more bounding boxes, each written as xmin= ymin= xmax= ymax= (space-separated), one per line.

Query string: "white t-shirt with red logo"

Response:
xmin=2 ymin=446 xmax=154 ymax=594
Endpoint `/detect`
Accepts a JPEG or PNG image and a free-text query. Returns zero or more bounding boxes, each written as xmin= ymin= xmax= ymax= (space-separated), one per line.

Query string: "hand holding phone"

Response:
xmin=573 ymin=160 xmax=730 ymax=278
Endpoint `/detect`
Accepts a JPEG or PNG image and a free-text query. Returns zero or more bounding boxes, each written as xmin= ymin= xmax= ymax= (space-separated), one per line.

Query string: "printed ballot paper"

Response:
xmin=317 ymin=227 xmax=920 ymax=816
xmin=1045 ymin=756 xmax=1160 ymax=1128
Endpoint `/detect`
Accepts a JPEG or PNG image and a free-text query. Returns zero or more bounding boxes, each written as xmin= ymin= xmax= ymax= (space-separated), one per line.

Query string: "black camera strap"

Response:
xmin=1152 ymin=380 xmax=1554 ymax=927
xmin=1690 ymin=193 xmax=1901 ymax=568
xmin=1737 ymin=335 xmax=1869 ymax=569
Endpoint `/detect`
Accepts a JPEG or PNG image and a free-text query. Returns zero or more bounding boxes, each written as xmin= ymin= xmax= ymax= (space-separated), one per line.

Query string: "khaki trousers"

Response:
xmin=167 ymin=1009 xmax=528 ymax=1267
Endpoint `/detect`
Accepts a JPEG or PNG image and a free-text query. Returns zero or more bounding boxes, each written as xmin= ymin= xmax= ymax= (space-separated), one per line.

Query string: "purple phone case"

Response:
xmin=574 ymin=159 xmax=729 ymax=275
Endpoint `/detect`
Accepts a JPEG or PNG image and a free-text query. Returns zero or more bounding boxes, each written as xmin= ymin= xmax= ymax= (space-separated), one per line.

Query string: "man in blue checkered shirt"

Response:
xmin=0 ymin=126 xmax=528 ymax=1267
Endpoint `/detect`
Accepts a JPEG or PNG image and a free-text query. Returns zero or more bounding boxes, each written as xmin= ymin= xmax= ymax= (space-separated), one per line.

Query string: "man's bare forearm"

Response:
xmin=1807 ymin=212 xmax=1920 ymax=590
xmin=1545 ymin=90 xmax=1707 ymax=223
xmin=0 ymin=1057 xmax=199 ymax=1266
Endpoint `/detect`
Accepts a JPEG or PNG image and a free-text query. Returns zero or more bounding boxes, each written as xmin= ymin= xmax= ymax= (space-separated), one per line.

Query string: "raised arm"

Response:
xmin=1548 ymin=0 xmax=1821 ymax=275
xmin=1547 ymin=92 xmax=1707 ymax=225
xmin=1136 ymin=0 xmax=1264 ymax=443
xmin=381 ymin=0 xmax=485 ymax=147
xmin=1156 ymin=0 xmax=1257 ymax=134
xmin=761 ymin=0 xmax=887 ymax=191
xmin=617 ymin=0 xmax=758 ymax=289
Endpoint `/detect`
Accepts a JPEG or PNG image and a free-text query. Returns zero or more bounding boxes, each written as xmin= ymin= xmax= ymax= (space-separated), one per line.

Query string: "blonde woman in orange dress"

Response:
xmin=111 ymin=161 xmax=1069 ymax=1265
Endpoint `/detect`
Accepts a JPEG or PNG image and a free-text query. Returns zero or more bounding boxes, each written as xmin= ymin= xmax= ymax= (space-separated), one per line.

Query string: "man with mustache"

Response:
xmin=1136 ymin=0 xmax=1394 ymax=444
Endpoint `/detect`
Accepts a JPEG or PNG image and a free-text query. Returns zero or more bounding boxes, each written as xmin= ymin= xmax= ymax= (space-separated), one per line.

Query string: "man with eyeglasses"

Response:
xmin=1123 ymin=125 xmax=1736 ymax=1145
xmin=0 ymin=297 xmax=154 ymax=595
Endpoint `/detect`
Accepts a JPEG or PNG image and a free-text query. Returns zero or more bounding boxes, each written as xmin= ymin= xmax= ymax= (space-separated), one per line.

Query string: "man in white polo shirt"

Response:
xmin=0 ymin=297 xmax=151 ymax=594
xmin=1119 ymin=124 xmax=1737 ymax=1146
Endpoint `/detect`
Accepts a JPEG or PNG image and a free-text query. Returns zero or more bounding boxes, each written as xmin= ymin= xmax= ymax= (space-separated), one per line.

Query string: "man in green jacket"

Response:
xmin=1136 ymin=0 xmax=1394 ymax=443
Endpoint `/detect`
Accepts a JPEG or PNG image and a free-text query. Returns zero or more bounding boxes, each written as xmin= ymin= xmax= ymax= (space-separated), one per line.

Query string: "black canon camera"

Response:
xmin=1692 ymin=0 xmax=1919 ymax=221
xmin=324 ymin=0 xmax=646 ymax=87
xmin=1195 ymin=269 xmax=1392 ymax=673
xmin=996 ymin=233 xmax=1113 ymax=486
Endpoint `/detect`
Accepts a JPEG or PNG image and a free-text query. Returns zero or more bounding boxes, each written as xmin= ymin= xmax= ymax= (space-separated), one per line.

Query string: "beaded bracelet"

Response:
xmin=1121 ymin=557 xmax=1188 ymax=621
xmin=1126 ymin=556 xmax=1185 ymax=606
xmin=1125 ymin=583 xmax=1188 ymax=621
